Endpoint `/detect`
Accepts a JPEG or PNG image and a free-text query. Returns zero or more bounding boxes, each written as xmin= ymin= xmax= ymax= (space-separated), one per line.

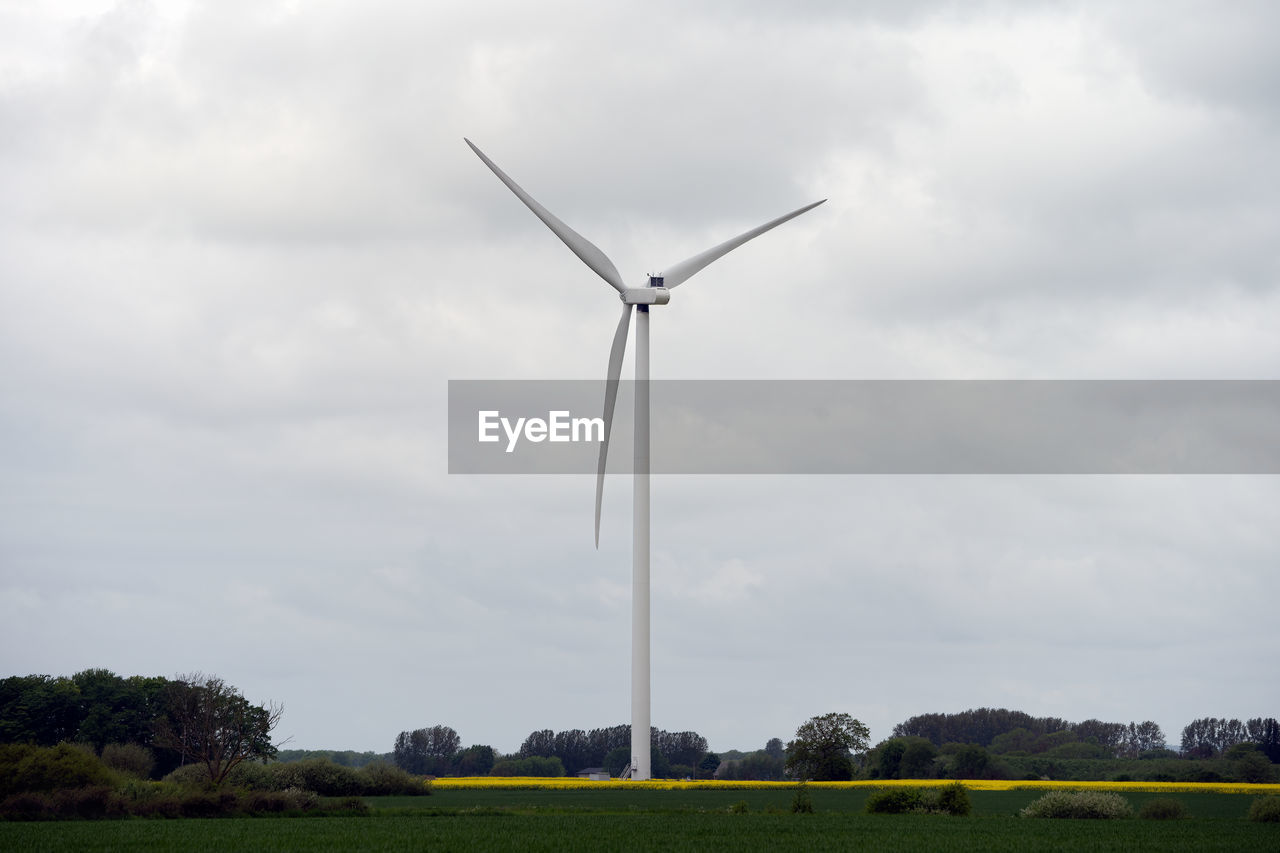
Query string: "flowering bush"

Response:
xmin=1249 ymin=795 xmax=1280 ymax=823
xmin=1021 ymin=790 xmax=1133 ymax=819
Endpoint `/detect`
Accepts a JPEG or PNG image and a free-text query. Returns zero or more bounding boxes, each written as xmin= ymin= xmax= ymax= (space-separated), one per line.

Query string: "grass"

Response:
xmin=3 ymin=785 xmax=1278 ymax=852
xmin=3 ymin=812 xmax=1278 ymax=852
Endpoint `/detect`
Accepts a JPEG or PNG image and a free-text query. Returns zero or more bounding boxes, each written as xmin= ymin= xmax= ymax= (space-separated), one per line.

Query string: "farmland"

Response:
xmin=3 ymin=783 xmax=1277 ymax=852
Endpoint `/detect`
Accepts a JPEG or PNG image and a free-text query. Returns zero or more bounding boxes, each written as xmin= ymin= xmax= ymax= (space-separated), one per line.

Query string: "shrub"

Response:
xmin=359 ymin=761 xmax=427 ymax=795
xmin=178 ymin=790 xmax=239 ymax=818
xmin=278 ymin=787 xmax=319 ymax=812
xmin=1139 ymin=798 xmax=1188 ymax=820
xmin=866 ymin=787 xmax=923 ymax=814
xmin=1249 ymin=795 xmax=1280 ymax=823
xmin=729 ymin=800 xmax=749 ymax=814
xmin=0 ymin=792 xmax=51 ymax=821
xmin=791 ymin=783 xmax=814 ymax=813
xmin=125 ymin=784 xmax=185 ymax=819
xmin=0 ymin=743 xmax=116 ymax=797
xmin=50 ymin=786 xmax=128 ymax=820
xmin=225 ymin=760 xmax=272 ymax=790
xmin=865 ymin=784 xmax=971 ymax=816
xmin=1021 ymin=790 xmax=1133 ymax=819
xmin=935 ymin=782 xmax=972 ymax=816
xmin=101 ymin=744 xmax=154 ymax=779
xmin=161 ymin=764 xmax=213 ymax=790
xmin=265 ymin=759 xmax=363 ymax=796
xmin=490 ymin=756 xmax=565 ymax=777
xmin=245 ymin=790 xmax=292 ymax=814
xmin=1234 ymin=752 xmax=1275 ymax=783
xmin=327 ymin=796 xmax=371 ymax=816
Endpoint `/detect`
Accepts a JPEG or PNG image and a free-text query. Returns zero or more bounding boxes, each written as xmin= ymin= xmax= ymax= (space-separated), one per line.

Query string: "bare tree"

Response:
xmin=157 ymin=673 xmax=283 ymax=785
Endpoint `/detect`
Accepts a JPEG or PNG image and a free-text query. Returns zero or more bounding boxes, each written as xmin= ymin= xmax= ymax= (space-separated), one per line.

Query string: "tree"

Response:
xmin=490 ymin=755 xmax=565 ymax=776
xmin=901 ymin=738 xmax=939 ymax=778
xmin=155 ymin=673 xmax=282 ymax=786
xmin=654 ymin=729 xmax=709 ymax=768
xmin=454 ymin=744 xmax=496 ymax=776
xmin=875 ymin=738 xmax=907 ymax=779
xmin=1246 ymin=718 xmax=1280 ymax=763
xmin=697 ymin=752 xmax=721 ymax=779
xmin=1121 ymin=720 xmax=1167 ymax=757
xmin=1072 ymin=719 xmax=1126 ymax=757
xmin=588 ymin=725 xmax=630 ymax=766
xmin=893 ymin=708 xmax=1070 ymax=748
xmin=0 ymin=674 xmax=85 ymax=746
xmin=519 ymin=729 xmax=556 ymax=759
xmin=603 ymin=746 xmax=631 ymax=778
xmin=765 ymin=737 xmax=785 ymax=760
xmin=785 ymin=713 xmax=870 ymax=781
xmin=1181 ymin=717 xmax=1250 ymax=757
xmin=946 ymin=743 xmax=991 ymax=779
xmin=553 ymin=729 xmax=591 ymax=775
xmin=393 ymin=725 xmax=461 ymax=776
xmin=718 ymin=752 xmax=786 ymax=781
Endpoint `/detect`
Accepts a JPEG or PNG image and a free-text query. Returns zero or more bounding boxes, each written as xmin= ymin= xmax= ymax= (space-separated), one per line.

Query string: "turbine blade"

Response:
xmin=465 ymin=138 xmax=627 ymax=293
xmin=661 ymin=199 xmax=827 ymax=289
xmin=595 ymin=302 xmax=633 ymax=547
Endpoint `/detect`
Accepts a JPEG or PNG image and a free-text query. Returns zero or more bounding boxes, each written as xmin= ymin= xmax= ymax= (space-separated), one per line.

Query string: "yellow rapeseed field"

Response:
xmin=432 ymin=776 xmax=1280 ymax=794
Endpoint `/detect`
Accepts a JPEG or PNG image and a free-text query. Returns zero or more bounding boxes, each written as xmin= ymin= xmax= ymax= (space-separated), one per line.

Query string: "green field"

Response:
xmin=2 ymin=788 xmax=1276 ymax=852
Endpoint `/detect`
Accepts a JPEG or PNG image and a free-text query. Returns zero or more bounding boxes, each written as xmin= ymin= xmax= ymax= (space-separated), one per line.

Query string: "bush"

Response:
xmin=50 ymin=786 xmax=128 ymax=820
xmin=1020 ymin=790 xmax=1133 ymax=819
xmin=791 ymin=783 xmax=814 ymax=813
xmin=101 ymin=744 xmax=154 ymax=779
xmin=866 ymin=784 xmax=971 ymax=816
xmin=1234 ymin=752 xmax=1275 ymax=783
xmin=490 ymin=756 xmax=565 ymax=777
xmin=1249 ymin=795 xmax=1280 ymax=823
xmin=178 ymin=790 xmax=239 ymax=818
xmin=1139 ymin=798 xmax=1188 ymax=820
xmin=224 ymin=761 xmax=272 ymax=790
xmin=244 ymin=790 xmax=293 ymax=814
xmin=326 ymin=796 xmax=371 ymax=816
xmin=728 ymin=799 xmax=748 ymax=814
xmin=934 ymin=782 xmax=972 ymax=816
xmin=161 ymin=764 xmax=213 ymax=790
xmin=866 ymin=787 xmax=922 ymax=814
xmin=359 ymin=761 xmax=427 ymax=795
xmin=0 ymin=743 xmax=116 ymax=797
xmin=265 ymin=759 xmax=364 ymax=796
xmin=0 ymin=792 xmax=51 ymax=821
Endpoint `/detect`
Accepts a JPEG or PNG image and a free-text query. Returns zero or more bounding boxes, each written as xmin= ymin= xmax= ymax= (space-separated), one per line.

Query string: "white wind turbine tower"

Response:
xmin=466 ymin=138 xmax=824 ymax=780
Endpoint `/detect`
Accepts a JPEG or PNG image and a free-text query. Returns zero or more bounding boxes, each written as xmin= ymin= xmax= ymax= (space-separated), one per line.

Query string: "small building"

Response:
xmin=576 ymin=767 xmax=611 ymax=781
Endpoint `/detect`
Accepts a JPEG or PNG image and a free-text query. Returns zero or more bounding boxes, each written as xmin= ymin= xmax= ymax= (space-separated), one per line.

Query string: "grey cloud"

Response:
xmin=2 ymin=0 xmax=1277 ymax=753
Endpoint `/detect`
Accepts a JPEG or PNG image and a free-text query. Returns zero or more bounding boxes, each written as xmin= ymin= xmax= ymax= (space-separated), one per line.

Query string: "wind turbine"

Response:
xmin=466 ymin=138 xmax=824 ymax=780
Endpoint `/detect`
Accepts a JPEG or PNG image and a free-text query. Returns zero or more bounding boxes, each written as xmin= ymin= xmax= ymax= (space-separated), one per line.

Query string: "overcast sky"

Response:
xmin=2 ymin=0 xmax=1277 ymax=756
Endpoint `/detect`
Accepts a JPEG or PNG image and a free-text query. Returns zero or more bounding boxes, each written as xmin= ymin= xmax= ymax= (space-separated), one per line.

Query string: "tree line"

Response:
xmin=892 ymin=708 xmax=1166 ymax=756
xmin=0 ymin=670 xmax=280 ymax=784
xmin=390 ymin=723 xmax=717 ymax=779
xmin=5 ymin=671 xmax=1274 ymax=785
xmin=1181 ymin=717 xmax=1280 ymax=761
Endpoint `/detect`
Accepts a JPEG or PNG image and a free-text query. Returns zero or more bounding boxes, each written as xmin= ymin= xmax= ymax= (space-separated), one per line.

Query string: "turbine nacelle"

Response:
xmin=621 ymin=287 xmax=670 ymax=306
